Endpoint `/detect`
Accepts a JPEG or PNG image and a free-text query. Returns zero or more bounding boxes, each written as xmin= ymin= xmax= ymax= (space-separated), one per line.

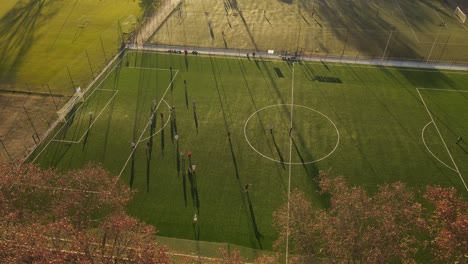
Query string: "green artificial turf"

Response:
xmin=32 ymin=51 xmax=468 ymax=250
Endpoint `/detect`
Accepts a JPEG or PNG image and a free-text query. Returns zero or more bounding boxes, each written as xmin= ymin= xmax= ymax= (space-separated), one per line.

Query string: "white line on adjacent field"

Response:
xmin=116 ymin=66 xmax=173 ymax=71
xmin=116 ymin=70 xmax=179 ymax=182
xmin=417 ymin=88 xmax=468 ymax=192
xmin=285 ymin=63 xmax=295 ymax=264
xmin=417 ymin=87 xmax=468 ymax=92
xmin=433 ymin=8 xmax=448 ymax=29
xmin=393 ymin=0 xmax=420 ymax=42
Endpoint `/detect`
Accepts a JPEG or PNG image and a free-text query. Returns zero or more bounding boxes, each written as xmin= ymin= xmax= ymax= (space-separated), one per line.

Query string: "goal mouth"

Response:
xmin=454 ymin=7 xmax=466 ymax=23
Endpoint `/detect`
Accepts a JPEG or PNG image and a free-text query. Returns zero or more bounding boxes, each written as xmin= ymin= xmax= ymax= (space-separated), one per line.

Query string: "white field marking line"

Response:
xmin=433 ymin=8 xmax=448 ymax=29
xmin=302 ymin=61 xmax=468 ymax=74
xmin=30 ymin=57 xmax=127 ymax=163
xmin=51 ymin=90 xmax=119 ymax=144
xmin=417 ymin=87 xmax=468 ymax=92
xmin=116 ymin=66 xmax=172 ymax=71
xmin=96 ymin=88 xmax=119 ymax=92
xmin=285 ymin=62 xmax=295 ymax=264
xmin=422 ymin=121 xmax=457 ymax=172
xmin=393 ymin=0 xmax=420 ymax=42
xmin=243 ymin=104 xmax=340 ymax=164
xmin=116 ymin=70 xmax=179 ymax=182
xmin=140 ymin=99 xmax=172 ymax=142
xmin=417 ymin=88 xmax=468 ymax=192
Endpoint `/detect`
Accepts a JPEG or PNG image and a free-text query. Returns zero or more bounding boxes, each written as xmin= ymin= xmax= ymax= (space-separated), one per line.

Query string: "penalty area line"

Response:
xmin=417 ymin=88 xmax=468 ymax=192
xmin=115 ymin=70 xmax=179 ymax=183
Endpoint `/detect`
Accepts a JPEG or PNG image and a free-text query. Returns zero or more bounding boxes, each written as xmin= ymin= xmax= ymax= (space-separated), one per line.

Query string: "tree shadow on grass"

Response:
xmin=0 ymin=0 xmax=58 ymax=86
xmin=139 ymin=0 xmax=163 ymax=19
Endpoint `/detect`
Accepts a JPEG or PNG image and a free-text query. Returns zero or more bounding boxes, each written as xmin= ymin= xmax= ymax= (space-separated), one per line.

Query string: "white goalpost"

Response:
xmin=57 ymin=87 xmax=84 ymax=122
xmin=454 ymin=7 xmax=467 ymax=23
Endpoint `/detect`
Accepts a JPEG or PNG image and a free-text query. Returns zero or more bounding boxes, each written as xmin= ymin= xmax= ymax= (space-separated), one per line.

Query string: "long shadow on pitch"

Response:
xmin=246 ymin=191 xmax=263 ymax=249
xmin=160 ymin=113 xmax=165 ymax=155
xmin=271 ymin=132 xmax=286 ymax=169
xmin=182 ymin=159 xmax=187 ymax=207
xmin=184 ymin=80 xmax=189 ymax=109
xmin=228 ymin=136 xmax=239 ymax=178
xmin=188 ymin=170 xmax=200 ymax=212
xmin=129 ymin=151 xmax=136 ymax=188
xmin=193 ymin=108 xmax=199 ymax=133
xmin=146 ymin=154 xmax=150 ymax=192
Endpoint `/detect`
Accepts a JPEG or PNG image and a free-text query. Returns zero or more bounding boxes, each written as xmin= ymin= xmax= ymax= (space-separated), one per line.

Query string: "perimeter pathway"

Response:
xmin=128 ymin=44 xmax=468 ymax=71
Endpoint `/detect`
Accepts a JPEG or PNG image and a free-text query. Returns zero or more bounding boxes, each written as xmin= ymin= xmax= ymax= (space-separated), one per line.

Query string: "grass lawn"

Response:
xmin=152 ymin=0 xmax=468 ymax=63
xmin=0 ymin=0 xmax=143 ymax=94
xmin=31 ymin=51 xmax=468 ymax=251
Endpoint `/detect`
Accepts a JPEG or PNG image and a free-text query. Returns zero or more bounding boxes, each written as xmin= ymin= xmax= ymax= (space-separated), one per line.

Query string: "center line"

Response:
xmin=285 ymin=62 xmax=295 ymax=264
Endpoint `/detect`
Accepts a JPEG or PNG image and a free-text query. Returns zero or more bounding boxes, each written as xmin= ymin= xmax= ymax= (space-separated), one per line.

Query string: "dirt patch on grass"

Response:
xmin=0 ymin=92 xmax=68 ymax=162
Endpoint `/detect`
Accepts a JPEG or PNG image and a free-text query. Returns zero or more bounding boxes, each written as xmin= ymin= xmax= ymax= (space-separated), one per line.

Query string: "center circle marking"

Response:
xmin=244 ymin=104 xmax=340 ymax=165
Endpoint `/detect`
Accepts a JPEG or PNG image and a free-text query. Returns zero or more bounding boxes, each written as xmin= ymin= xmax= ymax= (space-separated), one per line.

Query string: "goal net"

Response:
xmin=57 ymin=87 xmax=84 ymax=122
xmin=454 ymin=7 xmax=467 ymax=23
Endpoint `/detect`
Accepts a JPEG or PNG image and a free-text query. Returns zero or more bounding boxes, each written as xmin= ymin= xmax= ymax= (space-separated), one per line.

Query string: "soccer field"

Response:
xmin=31 ymin=50 xmax=468 ymax=250
xmin=152 ymin=0 xmax=468 ymax=63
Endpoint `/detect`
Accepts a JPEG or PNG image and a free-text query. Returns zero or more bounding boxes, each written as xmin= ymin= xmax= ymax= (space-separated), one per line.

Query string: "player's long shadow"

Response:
xmin=246 ymin=191 xmax=263 ymax=249
xmin=188 ymin=170 xmax=200 ymax=212
xmin=170 ymin=116 xmax=174 ymax=144
xmin=238 ymin=12 xmax=258 ymax=50
xmin=271 ymin=132 xmax=286 ymax=169
xmin=146 ymin=152 xmax=150 ymax=192
xmin=193 ymin=108 xmax=199 ymax=133
xmin=129 ymin=150 xmax=136 ymax=188
xmin=160 ymin=113 xmax=165 ymax=155
xmin=193 ymin=223 xmax=200 ymax=240
xmin=291 ymin=135 xmax=322 ymax=193
xmin=82 ymin=117 xmax=92 ymax=151
xmin=458 ymin=144 xmax=468 ymax=155
xmin=223 ymin=35 xmax=228 ymax=49
xmin=291 ymin=137 xmax=315 ymax=178
xmin=51 ymin=143 xmax=72 ymax=168
xmin=182 ymin=157 xmax=187 ymax=207
xmin=184 ymin=80 xmax=189 ymax=110
xmin=184 ymin=55 xmax=189 ymax=71
xmin=176 ymin=140 xmax=180 ymax=176
xmin=228 ymin=136 xmax=239 ymax=178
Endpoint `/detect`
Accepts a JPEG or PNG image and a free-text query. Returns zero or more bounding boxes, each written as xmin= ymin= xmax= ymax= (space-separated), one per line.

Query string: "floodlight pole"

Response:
xmin=427 ymin=27 xmax=441 ymax=63
xmin=381 ymin=27 xmax=395 ymax=61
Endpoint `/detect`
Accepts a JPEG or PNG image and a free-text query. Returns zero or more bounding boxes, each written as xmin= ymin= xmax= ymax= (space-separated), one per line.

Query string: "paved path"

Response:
xmin=129 ymin=43 xmax=468 ymax=71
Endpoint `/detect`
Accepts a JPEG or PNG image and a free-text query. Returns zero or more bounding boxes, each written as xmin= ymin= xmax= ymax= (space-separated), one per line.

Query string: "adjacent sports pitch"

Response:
xmin=152 ymin=0 xmax=468 ymax=63
xmin=31 ymin=50 xmax=468 ymax=250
